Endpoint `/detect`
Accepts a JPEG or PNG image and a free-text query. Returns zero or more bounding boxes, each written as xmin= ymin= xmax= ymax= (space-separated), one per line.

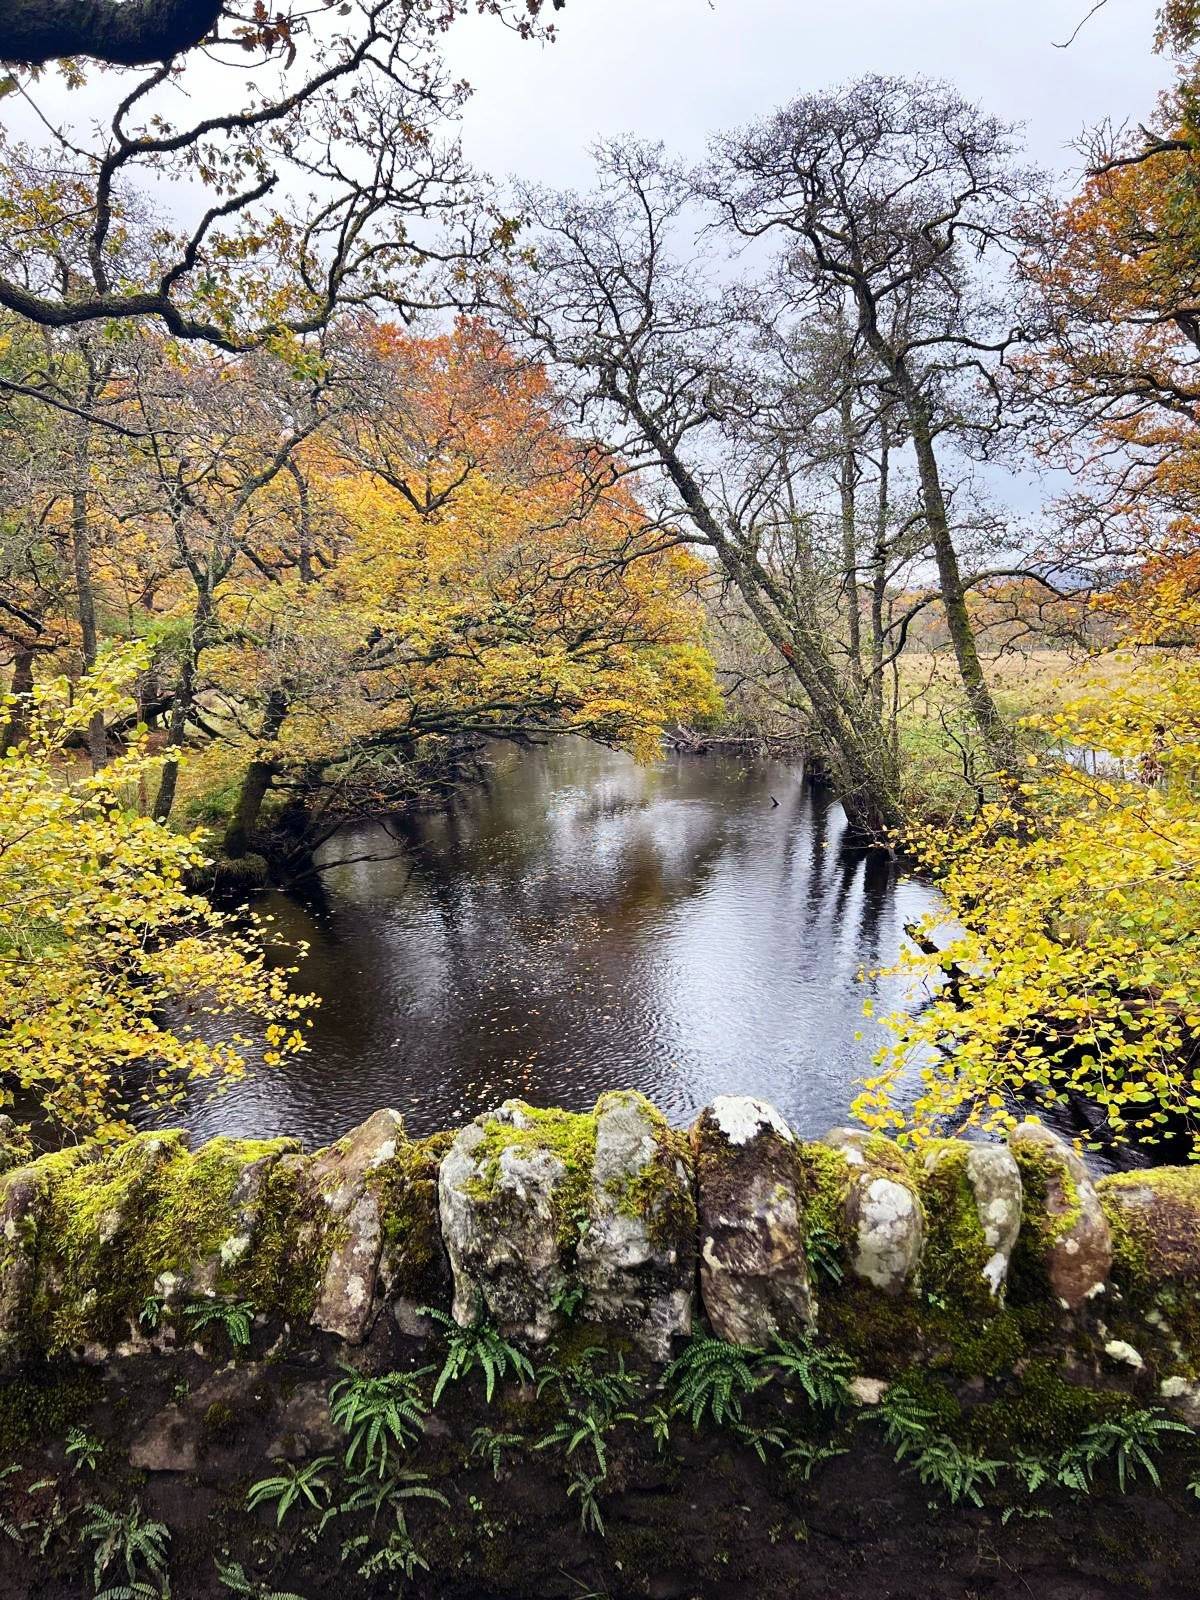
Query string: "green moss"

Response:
xmin=1095 ymin=1170 xmax=1200 ymax=1377
xmin=931 ymin=1307 xmax=1028 ymax=1379
xmin=918 ymin=1143 xmax=991 ymax=1312
xmin=232 ymin=1153 xmax=328 ymax=1323
xmin=600 ymin=1093 xmax=695 ymax=1252
xmin=817 ymin=1280 xmax=924 ymax=1373
xmin=1006 ymin=1140 xmax=1081 ymax=1306
xmin=1100 ymin=1168 xmax=1200 ymax=1290
xmin=794 ymin=1141 xmax=853 ymax=1257
xmin=1012 ymin=1139 xmax=1081 ymax=1251
xmin=965 ymin=1361 xmax=1136 ymax=1455
xmin=27 ymin=1131 xmax=301 ymax=1350
xmin=372 ymin=1129 xmax=454 ymax=1301
xmin=465 ymin=1103 xmax=598 ymax=1256
xmin=0 ymin=1364 xmax=103 ymax=1452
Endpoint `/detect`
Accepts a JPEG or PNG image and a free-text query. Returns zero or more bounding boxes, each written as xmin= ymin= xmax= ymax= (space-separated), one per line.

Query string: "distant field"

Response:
xmin=900 ymin=648 xmax=1139 ymax=719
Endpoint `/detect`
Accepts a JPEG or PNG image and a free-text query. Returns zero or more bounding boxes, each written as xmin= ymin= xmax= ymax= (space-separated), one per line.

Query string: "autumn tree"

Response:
xmin=200 ymin=320 xmax=720 ymax=867
xmin=0 ymin=0 xmax=548 ymax=372
xmin=0 ymin=646 xmax=313 ymax=1144
xmin=0 ymin=0 xmax=564 ymax=68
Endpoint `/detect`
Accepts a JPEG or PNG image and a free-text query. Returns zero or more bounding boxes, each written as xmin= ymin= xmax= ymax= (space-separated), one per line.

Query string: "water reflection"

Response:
xmin=157 ymin=740 xmax=943 ymax=1147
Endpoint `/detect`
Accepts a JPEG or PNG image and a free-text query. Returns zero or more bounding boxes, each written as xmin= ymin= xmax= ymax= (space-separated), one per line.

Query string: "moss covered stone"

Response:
xmin=1010 ymin=1122 xmax=1112 ymax=1312
xmin=692 ymin=1097 xmax=813 ymax=1348
xmin=17 ymin=1130 xmax=300 ymax=1355
xmin=439 ymin=1100 xmax=598 ymax=1342
xmin=577 ymin=1091 xmax=694 ymax=1358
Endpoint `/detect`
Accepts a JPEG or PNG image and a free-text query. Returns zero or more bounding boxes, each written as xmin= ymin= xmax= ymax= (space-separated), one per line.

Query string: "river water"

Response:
xmin=164 ymin=739 xmax=945 ymax=1148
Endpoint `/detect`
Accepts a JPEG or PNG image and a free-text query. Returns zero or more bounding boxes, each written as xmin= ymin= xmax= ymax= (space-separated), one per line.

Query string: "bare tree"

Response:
xmin=704 ymin=75 xmax=1035 ymax=781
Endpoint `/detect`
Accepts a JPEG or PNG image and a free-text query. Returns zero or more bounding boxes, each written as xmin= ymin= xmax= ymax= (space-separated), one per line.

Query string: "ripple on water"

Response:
xmin=151 ymin=739 xmax=947 ymax=1148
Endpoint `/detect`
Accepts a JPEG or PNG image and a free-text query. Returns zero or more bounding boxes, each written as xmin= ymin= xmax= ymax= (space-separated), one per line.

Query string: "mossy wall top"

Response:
xmin=3 ymin=1092 xmax=1200 ymax=1426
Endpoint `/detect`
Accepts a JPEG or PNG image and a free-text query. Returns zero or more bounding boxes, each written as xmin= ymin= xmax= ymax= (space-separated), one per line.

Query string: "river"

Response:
xmin=158 ymin=738 xmax=947 ymax=1148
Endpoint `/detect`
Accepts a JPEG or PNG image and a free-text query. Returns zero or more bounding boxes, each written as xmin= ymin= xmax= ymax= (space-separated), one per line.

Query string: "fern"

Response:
xmin=333 ymin=1469 xmax=447 ymax=1530
xmin=328 ymin=1366 xmax=431 ymax=1476
xmin=470 ymin=1428 xmax=523 ymax=1480
xmin=805 ymin=1221 xmax=845 ymax=1285
xmin=1077 ymin=1409 xmax=1191 ymax=1492
xmin=337 ymin=1492 xmax=436 ymax=1583
xmin=537 ymin=1408 xmax=618 ymax=1476
xmin=664 ymin=1337 xmax=763 ymax=1429
xmin=763 ymin=1336 xmax=853 ymax=1411
xmin=245 ymin=1458 xmax=334 ymax=1527
xmin=643 ymin=1403 xmax=673 ymax=1455
xmin=80 ymin=1501 xmax=170 ymax=1596
xmin=214 ymin=1558 xmax=307 ymax=1599
xmin=1009 ymin=1453 xmax=1056 ymax=1496
xmin=728 ymin=1420 xmax=788 ymax=1463
xmin=137 ymin=1297 xmax=164 ymax=1332
xmin=65 ymin=1427 xmax=102 ymax=1473
xmin=536 ymin=1348 xmax=641 ymax=1414
xmin=0 ymin=1464 xmax=26 ymax=1546
xmin=550 ymin=1283 xmax=586 ymax=1320
xmin=423 ymin=1308 xmax=534 ymax=1404
xmin=911 ymin=1438 xmax=1003 ymax=1507
xmin=566 ymin=1471 xmax=606 ymax=1537
xmin=868 ymin=1385 xmax=939 ymax=1462
xmin=183 ymin=1299 xmax=254 ymax=1350
xmin=781 ymin=1438 xmax=849 ymax=1481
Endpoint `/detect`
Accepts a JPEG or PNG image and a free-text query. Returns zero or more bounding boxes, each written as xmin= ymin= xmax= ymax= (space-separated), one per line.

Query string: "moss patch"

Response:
xmin=918 ymin=1143 xmax=991 ymax=1312
xmin=373 ymin=1129 xmax=454 ymax=1302
xmin=29 ymin=1131 xmax=302 ymax=1350
xmin=466 ymin=1103 xmax=598 ymax=1257
xmin=0 ymin=1364 xmax=102 ymax=1452
xmin=965 ymin=1361 xmax=1136 ymax=1455
xmin=1100 ymin=1169 xmax=1200 ymax=1291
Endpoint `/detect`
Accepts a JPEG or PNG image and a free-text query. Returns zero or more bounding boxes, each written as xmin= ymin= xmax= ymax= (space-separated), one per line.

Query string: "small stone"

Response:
xmin=1160 ymin=1375 xmax=1200 ymax=1427
xmin=848 ymin=1376 xmax=889 ymax=1407
xmin=268 ymin=1380 xmax=339 ymax=1460
xmin=1104 ymin=1339 xmax=1144 ymax=1370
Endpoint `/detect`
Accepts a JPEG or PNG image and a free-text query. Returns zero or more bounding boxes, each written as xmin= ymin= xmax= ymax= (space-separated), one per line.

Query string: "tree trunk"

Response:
xmin=224 ymin=687 xmax=289 ymax=858
xmin=70 ymin=452 xmax=106 ymax=772
xmin=905 ymin=401 xmax=1014 ymax=777
xmin=0 ymin=648 xmax=34 ymax=756
xmin=152 ymin=585 xmax=212 ymax=822
xmin=838 ymin=389 xmax=864 ymax=689
xmin=868 ymin=430 xmax=890 ymax=724
xmin=857 ymin=315 xmax=1015 ymax=781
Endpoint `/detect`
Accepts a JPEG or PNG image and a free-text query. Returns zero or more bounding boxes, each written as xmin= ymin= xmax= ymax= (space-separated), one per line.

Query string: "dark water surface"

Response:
xmin=166 ymin=740 xmax=945 ymax=1147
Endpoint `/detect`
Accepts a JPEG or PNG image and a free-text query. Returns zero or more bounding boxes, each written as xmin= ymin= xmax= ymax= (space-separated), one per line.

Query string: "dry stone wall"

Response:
xmin=2 ymin=1090 xmax=1199 ymax=1418
xmin=5 ymin=1093 xmax=1200 ymax=1598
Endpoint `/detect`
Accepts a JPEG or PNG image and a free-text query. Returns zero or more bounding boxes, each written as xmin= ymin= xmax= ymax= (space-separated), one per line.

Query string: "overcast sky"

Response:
xmin=444 ymin=0 xmax=1170 ymax=190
